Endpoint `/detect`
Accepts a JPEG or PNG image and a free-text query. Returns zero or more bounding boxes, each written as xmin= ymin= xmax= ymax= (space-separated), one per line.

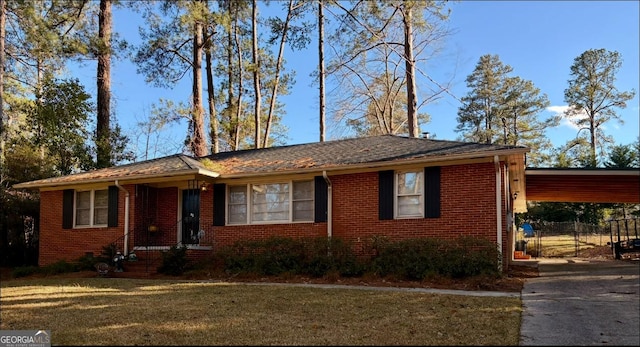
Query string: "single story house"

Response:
xmin=13 ymin=134 xmax=529 ymax=272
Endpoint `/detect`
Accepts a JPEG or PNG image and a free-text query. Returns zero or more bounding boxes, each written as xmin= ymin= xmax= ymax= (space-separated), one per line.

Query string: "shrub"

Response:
xmin=158 ymin=245 xmax=189 ymax=276
xmin=42 ymin=260 xmax=78 ymax=275
xmin=218 ymin=237 xmax=305 ymax=276
xmin=11 ymin=265 xmax=40 ymax=278
xmin=300 ymin=237 xmax=364 ymax=277
xmin=76 ymin=254 xmax=99 ymax=271
xmin=212 ymin=235 xmax=499 ymax=281
xmin=447 ymin=236 xmax=501 ymax=278
xmin=370 ymin=236 xmax=500 ymax=280
xmin=216 ymin=236 xmax=363 ymax=278
xmin=371 ymin=238 xmax=443 ymax=280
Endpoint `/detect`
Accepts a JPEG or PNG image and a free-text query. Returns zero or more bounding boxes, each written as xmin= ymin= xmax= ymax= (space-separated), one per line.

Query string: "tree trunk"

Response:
xmin=0 ymin=0 xmax=5 ymax=177
xmin=318 ymin=0 xmax=325 ymax=142
xmin=263 ymin=0 xmax=293 ymax=148
xmin=204 ymin=23 xmax=218 ymax=154
xmin=402 ymin=4 xmax=418 ymax=138
xmin=252 ymin=0 xmax=262 ymax=149
xmin=191 ymin=1 xmax=207 ymax=157
xmin=226 ymin=1 xmax=236 ymax=150
xmin=0 ymin=0 xmax=5 ymax=257
xmin=233 ymin=13 xmax=243 ymax=151
xmin=589 ymin=115 xmax=597 ymax=167
xmin=96 ymin=0 xmax=112 ymax=168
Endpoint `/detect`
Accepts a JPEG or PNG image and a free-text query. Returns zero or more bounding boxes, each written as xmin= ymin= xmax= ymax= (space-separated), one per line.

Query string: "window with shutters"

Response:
xmin=75 ymin=189 xmax=109 ymax=227
xmin=227 ymin=180 xmax=314 ymax=225
xmin=395 ymin=170 xmax=424 ymax=218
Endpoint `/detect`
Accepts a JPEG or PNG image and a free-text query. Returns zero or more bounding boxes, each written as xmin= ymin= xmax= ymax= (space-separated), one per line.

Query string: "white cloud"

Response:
xmin=546 ymin=105 xmax=588 ymax=131
xmin=546 ymin=105 xmax=570 ymax=114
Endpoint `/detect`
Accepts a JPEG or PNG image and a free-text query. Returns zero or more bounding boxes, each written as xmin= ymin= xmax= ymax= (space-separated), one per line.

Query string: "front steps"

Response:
xmin=111 ymin=259 xmax=159 ymax=278
xmin=95 ymin=248 xmax=211 ymax=278
xmin=101 ymin=251 xmax=164 ymax=278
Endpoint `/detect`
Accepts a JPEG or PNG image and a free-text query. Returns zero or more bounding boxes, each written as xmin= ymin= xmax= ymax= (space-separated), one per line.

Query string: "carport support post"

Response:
xmin=624 ymin=219 xmax=630 ymax=240
xmin=494 ymin=156 xmax=503 ymax=270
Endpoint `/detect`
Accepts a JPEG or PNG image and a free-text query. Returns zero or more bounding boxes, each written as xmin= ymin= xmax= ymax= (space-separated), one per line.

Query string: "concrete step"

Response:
xmin=109 ymin=254 xmax=163 ymax=278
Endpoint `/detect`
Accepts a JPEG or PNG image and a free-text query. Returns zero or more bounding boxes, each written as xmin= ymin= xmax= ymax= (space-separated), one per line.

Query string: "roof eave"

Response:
xmin=526 ymin=168 xmax=640 ymax=176
xmin=12 ymin=147 xmax=529 ymax=189
xmin=12 ymin=168 xmax=220 ymax=190
xmin=218 ymin=148 xmax=529 ymax=178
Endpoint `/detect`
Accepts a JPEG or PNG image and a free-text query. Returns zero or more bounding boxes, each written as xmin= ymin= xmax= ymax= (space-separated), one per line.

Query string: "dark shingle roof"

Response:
xmin=206 ymin=134 xmax=528 ymax=175
xmin=12 ymin=154 xmax=214 ymax=188
xmin=13 ymin=134 xmax=528 ymax=188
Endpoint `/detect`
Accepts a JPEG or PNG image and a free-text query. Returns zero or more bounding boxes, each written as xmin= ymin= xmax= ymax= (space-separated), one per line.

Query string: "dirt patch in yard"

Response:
xmin=174 ymin=263 xmax=539 ymax=293
xmin=1 ymin=263 xmax=537 ymax=293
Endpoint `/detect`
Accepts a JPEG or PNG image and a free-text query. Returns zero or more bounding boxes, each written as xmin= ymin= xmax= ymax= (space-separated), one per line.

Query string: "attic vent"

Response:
xmin=422 ymin=132 xmax=430 ymax=139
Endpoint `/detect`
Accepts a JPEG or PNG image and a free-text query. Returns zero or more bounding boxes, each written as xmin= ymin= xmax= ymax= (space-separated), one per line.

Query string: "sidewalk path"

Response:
xmin=519 ymin=258 xmax=640 ymax=346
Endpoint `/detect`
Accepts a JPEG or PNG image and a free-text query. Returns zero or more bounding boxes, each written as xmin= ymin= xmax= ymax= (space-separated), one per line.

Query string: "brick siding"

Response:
xmin=38 ymin=162 xmax=510 ymax=268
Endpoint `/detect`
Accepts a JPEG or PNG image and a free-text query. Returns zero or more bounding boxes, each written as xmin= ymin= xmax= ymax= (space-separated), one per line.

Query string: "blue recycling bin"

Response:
xmin=522 ymin=223 xmax=535 ymax=237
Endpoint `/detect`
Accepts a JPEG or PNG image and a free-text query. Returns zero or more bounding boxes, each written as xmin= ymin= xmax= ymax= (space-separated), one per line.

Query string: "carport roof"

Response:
xmin=525 ymin=167 xmax=640 ymax=203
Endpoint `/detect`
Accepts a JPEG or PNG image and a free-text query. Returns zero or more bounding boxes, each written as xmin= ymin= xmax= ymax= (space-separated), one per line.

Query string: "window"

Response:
xmin=252 ymin=183 xmax=289 ymax=222
xmin=292 ymin=180 xmax=313 ymax=221
xmin=395 ymin=170 xmax=423 ymax=218
xmin=75 ymin=189 xmax=109 ymax=227
xmin=228 ymin=180 xmax=314 ymax=224
xmin=228 ymin=186 xmax=248 ymax=224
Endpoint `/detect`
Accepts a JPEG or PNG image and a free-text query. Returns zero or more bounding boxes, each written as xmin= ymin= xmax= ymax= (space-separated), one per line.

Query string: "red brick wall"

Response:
xmin=331 ymin=163 xmax=505 ymax=256
xmin=209 ymin=162 xmax=508 ymax=262
xmin=38 ymin=162 xmax=510 ymax=268
xmin=38 ymin=185 xmax=135 ymax=266
xmin=156 ymin=187 xmax=178 ymax=245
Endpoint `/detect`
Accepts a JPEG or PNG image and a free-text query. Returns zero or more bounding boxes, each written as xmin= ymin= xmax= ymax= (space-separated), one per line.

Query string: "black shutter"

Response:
xmin=314 ymin=176 xmax=328 ymax=223
xmin=108 ymin=186 xmax=119 ymax=227
xmin=425 ymin=166 xmax=441 ymax=218
xmin=378 ymin=170 xmax=394 ymax=220
xmin=213 ymin=183 xmax=226 ymax=226
xmin=62 ymin=189 xmax=74 ymax=229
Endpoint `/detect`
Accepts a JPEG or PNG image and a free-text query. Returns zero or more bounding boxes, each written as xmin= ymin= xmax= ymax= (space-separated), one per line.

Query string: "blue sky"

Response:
xmin=72 ymin=1 xmax=639 ymax=158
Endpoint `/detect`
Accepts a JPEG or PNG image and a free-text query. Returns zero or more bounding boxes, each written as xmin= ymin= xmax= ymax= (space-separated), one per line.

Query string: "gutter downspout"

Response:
xmin=115 ymin=180 xmax=130 ymax=257
xmin=322 ymin=171 xmax=332 ymax=242
xmin=494 ymin=156 xmax=503 ymax=270
xmin=505 ymin=163 xmax=513 ymax=269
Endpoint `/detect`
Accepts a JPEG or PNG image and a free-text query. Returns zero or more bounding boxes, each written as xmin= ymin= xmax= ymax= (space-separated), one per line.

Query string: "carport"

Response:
xmin=519 ymin=168 xmax=639 ymax=259
xmin=525 ymin=168 xmax=640 ymax=204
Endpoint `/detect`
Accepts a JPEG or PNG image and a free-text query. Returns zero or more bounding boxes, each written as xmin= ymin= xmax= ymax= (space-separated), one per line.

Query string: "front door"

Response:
xmin=181 ymin=189 xmax=200 ymax=245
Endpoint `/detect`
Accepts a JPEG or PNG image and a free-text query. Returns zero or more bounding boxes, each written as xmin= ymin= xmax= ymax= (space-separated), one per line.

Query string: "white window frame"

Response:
xmin=292 ymin=180 xmax=314 ymax=222
xmin=74 ymin=189 xmax=109 ymax=228
xmin=227 ymin=180 xmax=314 ymax=225
xmin=395 ymin=170 xmax=424 ymax=219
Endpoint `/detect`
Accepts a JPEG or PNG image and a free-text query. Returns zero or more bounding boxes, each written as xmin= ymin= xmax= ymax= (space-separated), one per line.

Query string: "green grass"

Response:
xmin=0 ymin=276 xmax=521 ymax=346
xmin=528 ymin=234 xmax=611 ymax=257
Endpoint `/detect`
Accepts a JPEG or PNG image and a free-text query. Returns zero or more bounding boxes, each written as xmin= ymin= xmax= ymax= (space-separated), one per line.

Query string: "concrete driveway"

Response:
xmin=519 ymin=258 xmax=640 ymax=346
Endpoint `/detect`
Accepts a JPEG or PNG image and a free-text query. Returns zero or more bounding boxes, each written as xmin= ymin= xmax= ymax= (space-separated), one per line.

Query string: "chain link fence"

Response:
xmin=519 ymin=219 xmax=638 ymax=258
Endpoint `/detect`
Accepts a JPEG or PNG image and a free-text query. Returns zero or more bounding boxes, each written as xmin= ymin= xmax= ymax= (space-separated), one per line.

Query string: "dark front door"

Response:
xmin=182 ymin=189 xmax=200 ymax=245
